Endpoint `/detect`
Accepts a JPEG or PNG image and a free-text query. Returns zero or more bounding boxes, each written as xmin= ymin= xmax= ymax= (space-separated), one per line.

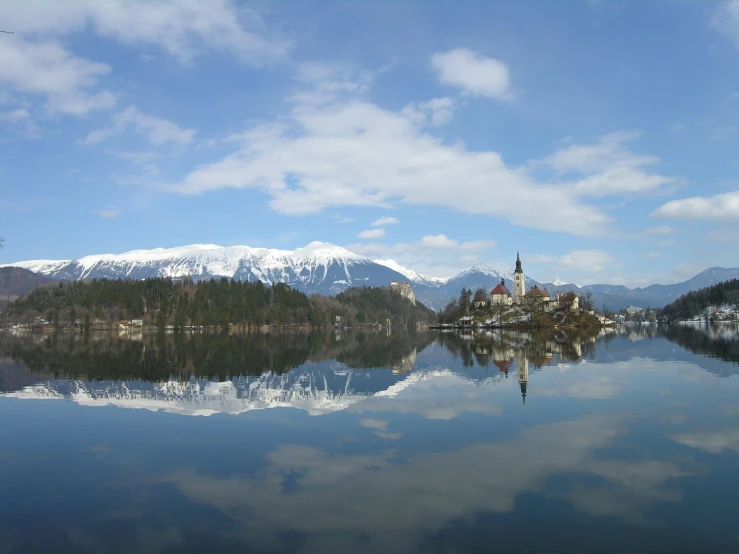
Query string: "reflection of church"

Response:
xmin=516 ymin=349 xmax=528 ymax=404
xmin=461 ymin=327 xmax=590 ymax=404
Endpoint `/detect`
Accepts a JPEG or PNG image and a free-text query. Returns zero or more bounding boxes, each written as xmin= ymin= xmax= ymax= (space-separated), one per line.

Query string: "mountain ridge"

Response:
xmin=3 ymin=243 xmax=738 ymax=311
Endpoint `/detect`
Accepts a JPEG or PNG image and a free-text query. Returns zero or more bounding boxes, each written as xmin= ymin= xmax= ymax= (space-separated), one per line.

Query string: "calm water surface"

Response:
xmin=1 ymin=324 xmax=738 ymax=554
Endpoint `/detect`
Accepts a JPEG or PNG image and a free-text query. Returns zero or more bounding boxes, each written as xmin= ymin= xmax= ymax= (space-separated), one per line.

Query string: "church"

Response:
xmin=508 ymin=253 xmax=580 ymax=312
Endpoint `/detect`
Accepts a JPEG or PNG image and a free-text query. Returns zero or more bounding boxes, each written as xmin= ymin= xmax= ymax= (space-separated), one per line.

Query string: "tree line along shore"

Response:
xmin=3 ymin=276 xmax=736 ymax=333
xmin=1 ymin=277 xmax=436 ymax=331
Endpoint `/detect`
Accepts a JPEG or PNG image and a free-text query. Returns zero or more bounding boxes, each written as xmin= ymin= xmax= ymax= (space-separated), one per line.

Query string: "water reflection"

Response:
xmin=0 ymin=326 xmax=738 ymax=553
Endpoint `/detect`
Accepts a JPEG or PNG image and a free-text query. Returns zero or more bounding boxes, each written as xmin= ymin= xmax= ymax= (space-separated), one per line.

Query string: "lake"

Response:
xmin=1 ymin=324 xmax=738 ymax=553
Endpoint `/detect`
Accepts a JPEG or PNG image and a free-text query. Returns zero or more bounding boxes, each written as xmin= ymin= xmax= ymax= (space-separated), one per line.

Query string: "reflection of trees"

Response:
xmin=437 ymin=327 xmax=600 ymax=369
xmin=662 ymin=324 xmax=739 ymax=368
xmin=0 ymin=330 xmax=435 ymax=391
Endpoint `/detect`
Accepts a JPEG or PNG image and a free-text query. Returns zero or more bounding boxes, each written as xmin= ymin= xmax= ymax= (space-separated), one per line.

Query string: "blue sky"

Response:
xmin=1 ymin=0 xmax=739 ymax=286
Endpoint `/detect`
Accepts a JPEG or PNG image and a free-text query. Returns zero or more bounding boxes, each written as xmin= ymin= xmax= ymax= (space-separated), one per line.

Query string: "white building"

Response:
xmin=490 ymin=279 xmax=513 ymax=306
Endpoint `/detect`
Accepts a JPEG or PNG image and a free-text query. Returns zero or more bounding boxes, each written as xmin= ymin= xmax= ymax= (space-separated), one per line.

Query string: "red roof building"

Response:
xmin=491 ymin=283 xmax=511 ymax=297
xmin=494 ymin=360 xmax=512 ymax=374
xmin=490 ymin=279 xmax=513 ymax=306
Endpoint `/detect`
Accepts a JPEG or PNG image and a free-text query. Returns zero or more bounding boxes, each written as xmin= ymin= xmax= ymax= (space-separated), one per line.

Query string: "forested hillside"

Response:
xmin=2 ymin=277 xmax=435 ymax=328
xmin=660 ymin=279 xmax=739 ymax=320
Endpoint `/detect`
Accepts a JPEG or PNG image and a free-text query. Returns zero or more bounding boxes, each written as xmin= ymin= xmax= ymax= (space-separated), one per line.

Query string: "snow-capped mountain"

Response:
xmin=373 ymin=259 xmax=446 ymax=287
xmin=3 ymin=242 xmax=410 ymax=296
xmin=4 ymin=243 xmax=739 ymax=311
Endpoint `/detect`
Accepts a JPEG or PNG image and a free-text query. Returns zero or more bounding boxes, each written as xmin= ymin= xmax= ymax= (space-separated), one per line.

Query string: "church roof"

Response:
xmin=491 ymin=283 xmax=511 ymax=296
xmin=525 ymin=286 xmax=550 ymax=298
xmin=494 ymin=360 xmax=512 ymax=372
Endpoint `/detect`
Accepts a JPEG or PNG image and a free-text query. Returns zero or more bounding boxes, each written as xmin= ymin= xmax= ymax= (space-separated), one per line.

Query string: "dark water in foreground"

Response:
xmin=1 ymin=324 xmax=738 ymax=554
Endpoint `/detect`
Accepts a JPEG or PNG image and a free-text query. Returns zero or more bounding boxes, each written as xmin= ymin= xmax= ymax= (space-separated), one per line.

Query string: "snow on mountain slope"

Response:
xmin=1 ymin=242 xmax=424 ymax=297
xmin=9 ymin=259 xmax=72 ymax=275
xmin=373 ymin=259 xmax=446 ymax=286
xmin=3 ymin=367 xmax=507 ymax=417
xmin=452 ymin=263 xmax=513 ymax=281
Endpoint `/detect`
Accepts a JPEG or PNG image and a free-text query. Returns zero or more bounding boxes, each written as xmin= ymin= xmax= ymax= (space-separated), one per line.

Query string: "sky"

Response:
xmin=1 ymin=0 xmax=739 ymax=286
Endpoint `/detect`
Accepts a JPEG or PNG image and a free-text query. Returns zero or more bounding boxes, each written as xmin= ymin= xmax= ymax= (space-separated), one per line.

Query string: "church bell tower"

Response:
xmin=513 ymin=251 xmax=525 ymax=305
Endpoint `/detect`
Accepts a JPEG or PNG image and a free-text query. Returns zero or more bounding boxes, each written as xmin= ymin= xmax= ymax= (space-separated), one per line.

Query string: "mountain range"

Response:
xmin=0 ymin=267 xmax=56 ymax=308
xmin=3 ymin=242 xmax=738 ymax=311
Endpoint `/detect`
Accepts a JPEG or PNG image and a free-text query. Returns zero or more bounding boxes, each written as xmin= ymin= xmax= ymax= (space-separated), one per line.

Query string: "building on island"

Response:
xmin=557 ymin=292 xmax=579 ymax=312
xmin=509 ymin=253 xmax=582 ymax=313
xmin=513 ymin=252 xmax=526 ymax=304
xmin=491 ymin=279 xmax=513 ymax=306
xmin=390 ymin=281 xmax=416 ymax=305
xmin=524 ymin=285 xmax=550 ymax=308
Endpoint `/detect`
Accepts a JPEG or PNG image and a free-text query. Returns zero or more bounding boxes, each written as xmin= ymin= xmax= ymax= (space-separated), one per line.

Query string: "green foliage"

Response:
xmin=2 ymin=278 xmax=435 ymax=328
xmin=0 ymin=330 xmax=436 ymax=385
xmin=661 ymin=279 xmax=739 ymax=320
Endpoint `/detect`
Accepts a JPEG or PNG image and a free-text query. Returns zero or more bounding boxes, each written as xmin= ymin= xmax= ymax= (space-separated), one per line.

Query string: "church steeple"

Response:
xmin=513 ymin=252 xmax=525 ymax=304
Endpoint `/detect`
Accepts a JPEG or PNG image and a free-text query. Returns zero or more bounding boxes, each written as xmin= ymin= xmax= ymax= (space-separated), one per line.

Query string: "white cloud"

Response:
xmin=0 ymin=36 xmax=115 ymax=116
xmin=652 ymin=191 xmax=739 ymax=220
xmin=644 ymin=251 xmax=660 ymax=259
xmin=419 ymin=234 xmax=465 ymax=249
xmin=0 ymin=0 xmax=290 ymax=65
xmin=371 ymin=216 xmax=400 ymax=227
xmin=0 ymin=107 xmax=40 ymax=137
xmin=402 ymin=97 xmax=456 ymax=126
xmin=711 ymin=1 xmax=739 ymax=51
xmin=347 ymin=235 xmax=496 ymax=278
xmin=290 ymin=61 xmax=374 ymax=106
xmin=557 ymin=250 xmax=614 ymax=272
xmin=0 ymin=108 xmax=30 ymax=123
xmin=431 ymin=48 xmax=511 ymax=99
xmin=161 ymin=98 xmax=613 ymax=236
xmin=0 ymin=1 xmax=288 ymax=120
xmin=545 ymin=131 xmax=674 ymax=198
xmin=91 ymin=209 xmax=122 ymax=219
xmin=644 ymin=226 xmax=675 ymax=235
xmin=84 ymin=106 xmax=195 ymax=146
xmin=358 ymin=228 xmax=385 ymax=239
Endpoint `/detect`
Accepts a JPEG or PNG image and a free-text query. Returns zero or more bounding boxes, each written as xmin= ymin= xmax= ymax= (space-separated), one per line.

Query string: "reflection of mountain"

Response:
xmin=3 ymin=363 xmax=511 ymax=417
xmin=0 ymin=330 xmax=514 ymax=416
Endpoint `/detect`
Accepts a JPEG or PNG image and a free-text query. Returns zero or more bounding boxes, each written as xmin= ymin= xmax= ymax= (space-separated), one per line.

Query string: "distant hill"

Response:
xmin=660 ymin=278 xmax=739 ymax=320
xmin=0 ymin=267 xmax=55 ymax=300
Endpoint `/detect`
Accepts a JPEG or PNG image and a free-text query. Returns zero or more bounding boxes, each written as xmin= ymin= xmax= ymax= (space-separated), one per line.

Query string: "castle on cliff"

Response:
xmin=390 ymin=281 xmax=416 ymax=305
